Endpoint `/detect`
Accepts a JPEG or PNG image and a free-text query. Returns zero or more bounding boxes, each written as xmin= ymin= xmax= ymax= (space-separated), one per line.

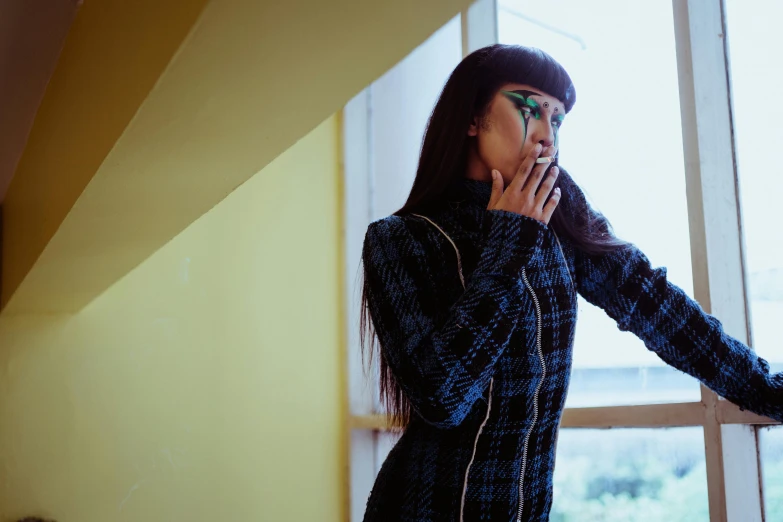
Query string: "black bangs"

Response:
xmin=481 ymin=45 xmax=576 ymax=112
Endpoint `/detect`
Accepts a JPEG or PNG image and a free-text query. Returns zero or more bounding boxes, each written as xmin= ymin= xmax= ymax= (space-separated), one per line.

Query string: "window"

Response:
xmin=499 ymin=0 xmax=700 ymax=408
xmin=759 ymin=426 xmax=783 ymax=517
xmin=552 ymin=429 xmax=708 ymax=522
xmin=343 ymin=1 xmax=780 ymax=520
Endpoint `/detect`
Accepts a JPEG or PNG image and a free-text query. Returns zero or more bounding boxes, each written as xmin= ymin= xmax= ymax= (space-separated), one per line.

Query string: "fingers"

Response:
xmin=541 ymin=186 xmax=561 ymax=224
xmin=490 ymin=143 xmax=560 ymax=223
xmin=534 ymin=166 xmax=559 ymax=209
xmin=487 ymin=170 xmax=504 ymax=209
xmin=509 ymin=144 xmax=544 ymax=192
xmin=521 ymin=145 xmax=557 ymax=196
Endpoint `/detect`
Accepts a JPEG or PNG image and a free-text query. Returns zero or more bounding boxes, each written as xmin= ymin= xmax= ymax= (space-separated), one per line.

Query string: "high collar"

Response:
xmin=444 ymin=178 xmax=493 ymax=210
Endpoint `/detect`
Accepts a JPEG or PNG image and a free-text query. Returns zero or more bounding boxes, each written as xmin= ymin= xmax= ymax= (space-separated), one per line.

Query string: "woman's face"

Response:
xmin=468 ymin=83 xmax=566 ymax=184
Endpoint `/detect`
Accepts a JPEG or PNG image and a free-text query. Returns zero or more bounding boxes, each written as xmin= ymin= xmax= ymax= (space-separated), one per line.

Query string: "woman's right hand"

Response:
xmin=487 ymin=144 xmax=561 ymax=225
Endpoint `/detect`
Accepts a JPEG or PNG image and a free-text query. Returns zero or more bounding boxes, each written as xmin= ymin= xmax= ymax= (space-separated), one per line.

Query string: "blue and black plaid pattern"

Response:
xmin=361 ymin=176 xmax=782 ymax=522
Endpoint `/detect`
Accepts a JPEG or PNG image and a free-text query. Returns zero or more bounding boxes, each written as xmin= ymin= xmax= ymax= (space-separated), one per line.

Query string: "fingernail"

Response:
xmin=491 ymin=169 xmax=499 ymax=180
xmin=555 ymin=187 xmax=561 ymax=194
xmin=535 ymin=144 xmax=543 ymax=152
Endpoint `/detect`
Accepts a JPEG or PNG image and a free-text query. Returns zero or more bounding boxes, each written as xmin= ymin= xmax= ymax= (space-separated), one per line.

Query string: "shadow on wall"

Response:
xmin=1 ymin=206 xmax=3 ymax=302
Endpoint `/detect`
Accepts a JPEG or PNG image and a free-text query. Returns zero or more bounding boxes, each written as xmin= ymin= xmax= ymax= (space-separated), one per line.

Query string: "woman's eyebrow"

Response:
xmin=508 ymin=89 xmax=543 ymax=100
xmin=505 ymin=90 xmax=564 ymax=114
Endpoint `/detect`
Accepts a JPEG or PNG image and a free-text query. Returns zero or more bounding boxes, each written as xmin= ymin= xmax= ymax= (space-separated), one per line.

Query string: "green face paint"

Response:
xmin=552 ymin=114 xmax=565 ymax=150
xmin=501 ymin=90 xmax=565 ymax=151
xmin=501 ymin=90 xmax=541 ymax=142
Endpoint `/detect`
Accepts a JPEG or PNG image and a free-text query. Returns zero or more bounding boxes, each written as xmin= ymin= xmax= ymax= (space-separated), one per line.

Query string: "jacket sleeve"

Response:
xmin=562 ymin=173 xmax=783 ymax=422
xmin=362 ymin=210 xmax=547 ymax=428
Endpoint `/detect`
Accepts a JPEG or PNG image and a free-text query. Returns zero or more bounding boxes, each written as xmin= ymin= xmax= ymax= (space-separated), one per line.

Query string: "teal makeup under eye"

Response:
xmin=552 ymin=114 xmax=565 ymax=149
xmin=502 ymin=90 xmax=565 ymax=149
xmin=501 ymin=90 xmax=542 ymax=141
xmin=524 ymin=98 xmax=541 ymax=120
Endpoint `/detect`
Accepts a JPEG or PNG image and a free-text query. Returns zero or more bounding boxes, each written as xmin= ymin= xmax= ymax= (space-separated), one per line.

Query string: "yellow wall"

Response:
xmin=0 ymin=115 xmax=345 ymax=522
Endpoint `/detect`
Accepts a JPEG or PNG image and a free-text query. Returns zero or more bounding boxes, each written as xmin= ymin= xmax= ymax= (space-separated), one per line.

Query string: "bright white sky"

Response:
xmin=497 ymin=0 xmax=783 ymax=367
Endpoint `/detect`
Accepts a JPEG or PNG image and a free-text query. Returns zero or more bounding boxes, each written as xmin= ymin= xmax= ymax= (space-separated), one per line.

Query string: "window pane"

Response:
xmin=725 ymin=1 xmax=783 ymax=371
xmin=498 ymin=0 xmax=701 ymax=407
xmin=760 ymin=426 xmax=783 ymax=518
xmin=553 ymin=428 xmax=708 ymax=521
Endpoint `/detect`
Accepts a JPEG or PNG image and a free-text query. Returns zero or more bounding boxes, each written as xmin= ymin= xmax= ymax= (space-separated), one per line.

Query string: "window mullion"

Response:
xmin=672 ymin=0 xmax=763 ymax=520
xmin=343 ymin=89 xmax=378 ymax=522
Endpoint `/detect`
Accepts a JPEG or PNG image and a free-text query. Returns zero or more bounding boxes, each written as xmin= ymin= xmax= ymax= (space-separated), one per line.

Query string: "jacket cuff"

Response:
xmin=475 ymin=210 xmax=547 ymax=278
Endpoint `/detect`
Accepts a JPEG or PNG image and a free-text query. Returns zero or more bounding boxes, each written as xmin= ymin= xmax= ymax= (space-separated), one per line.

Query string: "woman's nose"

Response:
xmin=532 ymin=121 xmax=555 ymax=148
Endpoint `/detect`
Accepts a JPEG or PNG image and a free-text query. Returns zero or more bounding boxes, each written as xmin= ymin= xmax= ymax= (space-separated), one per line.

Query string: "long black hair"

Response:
xmin=362 ymin=44 xmax=630 ymax=428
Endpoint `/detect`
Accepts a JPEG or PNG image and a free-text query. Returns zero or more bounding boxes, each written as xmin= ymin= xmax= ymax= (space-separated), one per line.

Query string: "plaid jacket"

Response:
xmin=361 ymin=176 xmax=782 ymax=522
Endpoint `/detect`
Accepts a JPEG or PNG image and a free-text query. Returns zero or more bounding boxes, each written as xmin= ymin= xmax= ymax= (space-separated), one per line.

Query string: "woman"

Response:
xmin=360 ymin=44 xmax=782 ymax=521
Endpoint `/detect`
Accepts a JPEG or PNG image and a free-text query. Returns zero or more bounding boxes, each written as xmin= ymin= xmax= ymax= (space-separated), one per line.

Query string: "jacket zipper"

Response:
xmin=412 ymin=212 xmax=495 ymax=522
xmin=414 ymin=213 xmax=552 ymax=520
xmin=459 ymin=378 xmax=494 ymax=522
xmin=517 ymin=267 xmax=546 ymax=522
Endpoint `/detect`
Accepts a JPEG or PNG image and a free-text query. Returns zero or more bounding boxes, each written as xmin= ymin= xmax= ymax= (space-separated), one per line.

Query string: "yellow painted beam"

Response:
xmin=2 ymin=0 xmax=470 ymax=314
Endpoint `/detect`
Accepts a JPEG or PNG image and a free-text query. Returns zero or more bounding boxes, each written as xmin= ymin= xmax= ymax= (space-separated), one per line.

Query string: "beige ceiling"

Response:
xmin=1 ymin=0 xmax=471 ymax=313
